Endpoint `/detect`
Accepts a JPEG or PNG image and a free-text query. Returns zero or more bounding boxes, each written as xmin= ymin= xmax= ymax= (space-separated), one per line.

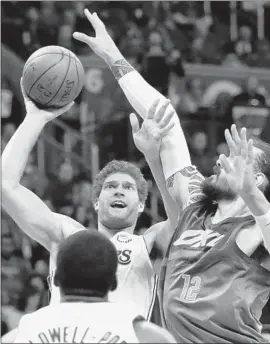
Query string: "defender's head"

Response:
xmin=54 ymin=231 xmax=118 ymax=297
xmin=202 ymin=137 xmax=270 ymax=202
xmin=92 ymin=160 xmax=148 ymax=230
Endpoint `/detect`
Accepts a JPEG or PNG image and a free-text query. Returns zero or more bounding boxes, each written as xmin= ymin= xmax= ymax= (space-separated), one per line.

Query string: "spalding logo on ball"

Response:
xmin=22 ymin=46 xmax=85 ymax=108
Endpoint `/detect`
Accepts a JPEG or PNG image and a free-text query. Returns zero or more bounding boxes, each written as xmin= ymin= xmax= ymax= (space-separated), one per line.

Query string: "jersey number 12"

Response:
xmin=179 ymin=274 xmax=202 ymax=302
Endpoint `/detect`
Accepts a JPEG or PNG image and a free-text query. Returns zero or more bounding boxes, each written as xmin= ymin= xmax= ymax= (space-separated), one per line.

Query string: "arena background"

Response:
xmin=1 ymin=0 xmax=270 ymax=337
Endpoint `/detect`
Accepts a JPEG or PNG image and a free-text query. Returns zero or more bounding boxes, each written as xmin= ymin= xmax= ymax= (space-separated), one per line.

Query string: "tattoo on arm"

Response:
xmin=166 ymin=174 xmax=175 ymax=188
xmin=110 ymin=59 xmax=134 ymax=80
xmin=180 ymin=166 xmax=198 ymax=177
xmin=166 ymin=166 xmax=198 ymax=188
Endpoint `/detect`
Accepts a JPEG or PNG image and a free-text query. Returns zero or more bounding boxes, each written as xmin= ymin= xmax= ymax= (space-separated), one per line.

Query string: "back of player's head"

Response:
xmin=253 ymin=137 xmax=270 ymax=201
xmin=92 ymin=160 xmax=148 ymax=204
xmin=54 ymin=230 xmax=118 ymax=297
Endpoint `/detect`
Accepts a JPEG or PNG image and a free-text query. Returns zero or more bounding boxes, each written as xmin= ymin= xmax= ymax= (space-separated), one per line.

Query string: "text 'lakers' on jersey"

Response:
xmin=109 ymin=232 xmax=157 ymax=320
xmin=159 ymin=202 xmax=270 ymax=344
xmin=14 ymin=302 xmax=140 ymax=343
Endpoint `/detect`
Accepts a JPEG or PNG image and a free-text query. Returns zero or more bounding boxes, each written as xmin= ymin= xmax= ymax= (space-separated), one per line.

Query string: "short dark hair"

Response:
xmin=54 ymin=231 xmax=118 ymax=296
xmin=91 ymin=160 xmax=148 ymax=205
xmin=253 ymin=137 xmax=270 ymax=202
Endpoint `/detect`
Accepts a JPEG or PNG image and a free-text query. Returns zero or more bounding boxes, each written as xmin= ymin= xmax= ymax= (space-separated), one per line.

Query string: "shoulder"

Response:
xmin=53 ymin=213 xmax=87 ymax=240
xmin=133 ymin=319 xmax=176 ymax=343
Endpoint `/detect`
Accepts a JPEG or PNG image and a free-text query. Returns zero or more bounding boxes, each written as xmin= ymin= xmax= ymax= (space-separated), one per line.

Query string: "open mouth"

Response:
xmin=110 ymin=200 xmax=127 ymax=209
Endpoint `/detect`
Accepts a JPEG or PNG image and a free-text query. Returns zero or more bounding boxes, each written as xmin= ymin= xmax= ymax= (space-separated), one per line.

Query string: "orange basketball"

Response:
xmin=22 ymin=46 xmax=85 ymax=108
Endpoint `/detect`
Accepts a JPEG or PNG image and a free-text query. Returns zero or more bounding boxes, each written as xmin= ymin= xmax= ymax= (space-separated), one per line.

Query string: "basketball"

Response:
xmin=22 ymin=46 xmax=85 ymax=108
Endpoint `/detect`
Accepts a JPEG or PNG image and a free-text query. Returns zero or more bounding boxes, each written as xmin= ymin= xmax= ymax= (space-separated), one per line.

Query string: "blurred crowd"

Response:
xmin=2 ymin=1 xmax=270 ymax=68
xmin=1 ymin=0 xmax=270 ymax=336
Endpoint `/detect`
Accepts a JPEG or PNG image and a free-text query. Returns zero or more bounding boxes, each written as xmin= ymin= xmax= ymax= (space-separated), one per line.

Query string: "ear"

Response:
xmin=255 ymin=172 xmax=265 ymax=188
xmin=94 ymin=201 xmax=99 ymax=212
xmin=138 ymin=203 xmax=145 ymax=213
xmin=110 ymin=276 xmax=117 ymax=292
xmin=53 ymin=270 xmax=59 ymax=287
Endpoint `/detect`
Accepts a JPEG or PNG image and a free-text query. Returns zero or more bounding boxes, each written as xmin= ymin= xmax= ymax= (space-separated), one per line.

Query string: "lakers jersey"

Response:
xmin=14 ymin=301 xmax=140 ymax=343
xmin=109 ymin=231 xmax=157 ymax=320
xmin=159 ymin=202 xmax=270 ymax=343
xmin=48 ymin=231 xmax=157 ymax=320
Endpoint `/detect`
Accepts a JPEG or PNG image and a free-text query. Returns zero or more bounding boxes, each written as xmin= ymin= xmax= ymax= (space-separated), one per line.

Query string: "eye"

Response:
xmin=107 ymin=184 xmax=115 ymax=189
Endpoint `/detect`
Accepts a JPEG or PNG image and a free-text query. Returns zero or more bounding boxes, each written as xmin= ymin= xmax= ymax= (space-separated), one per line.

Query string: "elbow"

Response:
xmin=2 ymin=179 xmax=18 ymax=194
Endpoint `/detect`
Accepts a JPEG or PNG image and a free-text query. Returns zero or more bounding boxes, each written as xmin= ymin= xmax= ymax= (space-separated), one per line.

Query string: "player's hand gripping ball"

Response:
xmin=22 ymin=46 xmax=85 ymax=109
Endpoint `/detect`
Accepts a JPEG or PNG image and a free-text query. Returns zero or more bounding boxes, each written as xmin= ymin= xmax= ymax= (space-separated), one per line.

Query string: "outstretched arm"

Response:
xmin=73 ymin=10 xmax=202 ymax=210
xmin=1 ymin=80 xmax=79 ymax=251
xmin=129 ymin=100 xmax=179 ymax=253
xmin=219 ymin=125 xmax=270 ymax=252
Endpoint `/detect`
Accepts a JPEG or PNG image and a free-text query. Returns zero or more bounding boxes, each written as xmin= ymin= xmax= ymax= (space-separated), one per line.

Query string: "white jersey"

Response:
xmin=48 ymin=231 xmax=157 ymax=320
xmin=109 ymin=231 xmax=157 ymax=319
xmin=14 ymin=301 xmax=140 ymax=343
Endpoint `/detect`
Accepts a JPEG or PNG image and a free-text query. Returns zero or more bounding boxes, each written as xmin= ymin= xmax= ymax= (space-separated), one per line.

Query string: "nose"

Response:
xmin=114 ymin=186 xmax=125 ymax=196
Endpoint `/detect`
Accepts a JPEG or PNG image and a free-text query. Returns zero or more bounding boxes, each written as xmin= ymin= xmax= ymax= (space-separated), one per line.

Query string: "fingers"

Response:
xmin=160 ymin=121 xmax=175 ymax=137
xmin=219 ymin=154 xmax=232 ymax=174
xmin=225 ymin=129 xmax=238 ymax=157
xmin=231 ymin=124 xmax=242 ymax=147
xmin=159 ymin=109 xmax=174 ymax=130
xmin=147 ymin=99 xmax=160 ymax=120
xmin=73 ymin=32 xmax=94 ymax=46
xmin=129 ymin=113 xmax=140 ymax=134
xmin=53 ymin=101 xmax=74 ymax=116
xmin=240 ymin=127 xmax=247 ymax=145
xmin=155 ymin=99 xmax=171 ymax=123
xmin=20 ymin=78 xmax=31 ymax=102
xmin=247 ymin=139 xmax=254 ymax=163
xmin=84 ymin=9 xmax=105 ymax=33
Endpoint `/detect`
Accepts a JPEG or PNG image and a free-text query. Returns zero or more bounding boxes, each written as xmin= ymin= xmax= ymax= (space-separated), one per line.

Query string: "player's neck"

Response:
xmin=98 ymin=221 xmax=135 ymax=239
xmin=213 ymin=196 xmax=251 ymax=224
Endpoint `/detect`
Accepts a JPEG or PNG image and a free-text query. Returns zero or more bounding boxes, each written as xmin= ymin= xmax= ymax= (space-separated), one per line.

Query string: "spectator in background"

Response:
xmin=19 ymin=273 xmax=48 ymax=314
xmin=21 ymin=6 xmax=41 ymax=58
xmin=38 ymin=2 xmax=58 ymax=46
xmin=179 ymin=77 xmax=205 ymax=115
xmin=2 ymin=233 xmax=31 ymax=316
xmin=141 ymin=29 xmax=184 ymax=96
xmin=227 ymin=76 xmax=268 ymax=135
xmin=1 ymin=123 xmax=16 ymax=153
xmin=45 ymin=161 xmax=74 ymax=210
xmin=229 ymin=76 xmax=267 ymax=110
xmin=1 ymin=289 xmax=23 ymax=335
xmin=119 ymin=21 xmax=145 ymax=65
xmin=230 ymin=25 xmax=254 ymax=61
xmin=222 ymin=53 xmax=246 ymax=67
xmin=247 ymin=39 xmax=270 ymax=68
xmin=188 ymin=131 xmax=214 ymax=176
xmin=58 ymin=9 xmax=76 ymax=50
xmin=57 ymin=200 xmax=74 ymax=217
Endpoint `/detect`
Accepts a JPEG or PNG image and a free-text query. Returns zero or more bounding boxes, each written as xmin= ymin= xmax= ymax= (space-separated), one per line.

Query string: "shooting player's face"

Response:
xmin=96 ymin=173 xmax=144 ymax=230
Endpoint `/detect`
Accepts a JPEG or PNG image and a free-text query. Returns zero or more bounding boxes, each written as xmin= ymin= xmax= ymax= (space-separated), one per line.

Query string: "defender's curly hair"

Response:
xmin=92 ymin=160 xmax=148 ymax=205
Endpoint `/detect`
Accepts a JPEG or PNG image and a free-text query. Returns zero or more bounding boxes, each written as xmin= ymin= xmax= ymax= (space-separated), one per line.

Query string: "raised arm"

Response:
xmin=73 ymin=10 xmax=202 ymax=209
xmin=129 ymin=99 xmax=180 ymax=252
xmin=219 ymin=125 xmax=270 ymax=252
xmin=1 ymin=80 xmax=77 ymax=251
